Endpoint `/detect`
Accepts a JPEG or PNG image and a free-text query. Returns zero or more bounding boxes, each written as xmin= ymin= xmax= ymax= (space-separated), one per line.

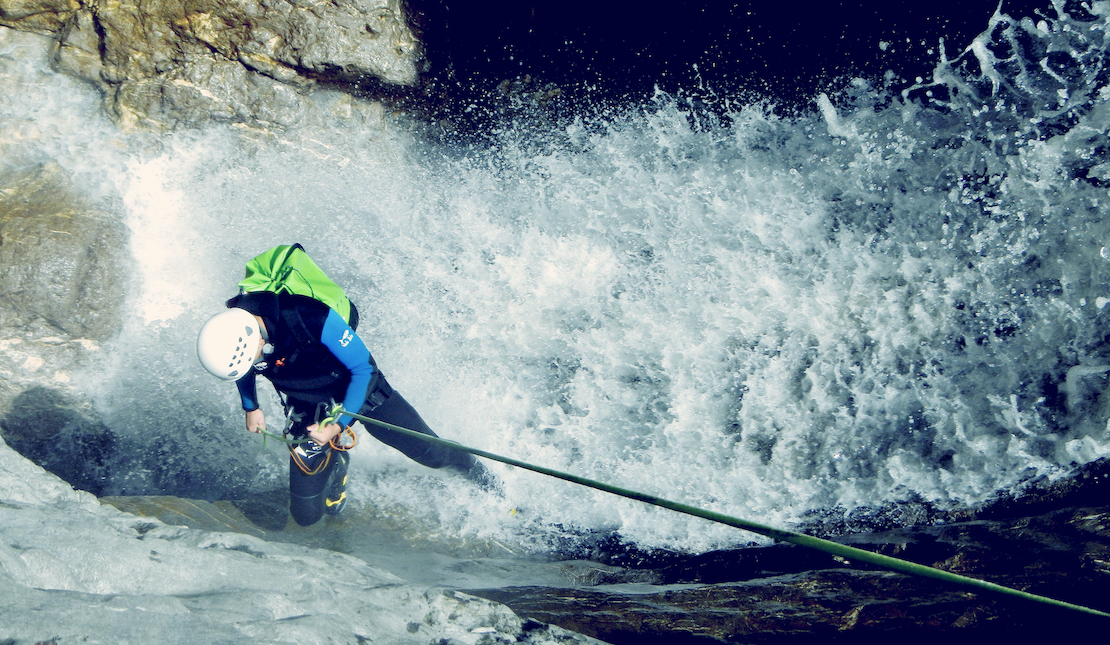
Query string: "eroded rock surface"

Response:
xmin=0 ymin=163 xmax=128 ymax=422
xmin=0 ymin=434 xmax=606 ymax=645
xmin=1 ymin=0 xmax=418 ymax=128
xmin=0 ymin=163 xmax=127 ymax=340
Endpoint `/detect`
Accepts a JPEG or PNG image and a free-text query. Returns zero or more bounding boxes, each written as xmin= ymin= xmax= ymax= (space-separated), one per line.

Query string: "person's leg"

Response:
xmin=322 ymin=450 xmax=349 ymax=516
xmin=286 ymin=400 xmax=344 ymax=526
xmin=360 ymin=375 xmax=500 ymax=491
xmin=360 ymin=384 xmax=472 ymax=469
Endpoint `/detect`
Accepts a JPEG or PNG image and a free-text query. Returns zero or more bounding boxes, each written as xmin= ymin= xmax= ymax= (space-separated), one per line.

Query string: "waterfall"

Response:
xmin=3 ymin=3 xmax=1109 ymax=561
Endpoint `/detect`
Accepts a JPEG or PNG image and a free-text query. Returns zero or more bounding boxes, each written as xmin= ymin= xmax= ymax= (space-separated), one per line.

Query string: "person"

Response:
xmin=197 ymin=289 xmax=496 ymax=526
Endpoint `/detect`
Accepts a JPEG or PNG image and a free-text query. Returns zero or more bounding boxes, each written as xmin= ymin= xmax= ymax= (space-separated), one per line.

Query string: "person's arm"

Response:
xmin=244 ymin=408 xmax=265 ymax=434
xmin=236 ymin=372 xmax=265 ymax=433
xmin=318 ymin=309 xmax=375 ymax=427
xmin=236 ymin=370 xmax=261 ymax=411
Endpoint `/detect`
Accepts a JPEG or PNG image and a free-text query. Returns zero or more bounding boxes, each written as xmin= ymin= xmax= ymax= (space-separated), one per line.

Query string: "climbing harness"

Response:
xmin=315 ymin=400 xmax=357 ymax=452
xmin=277 ymin=401 xmax=358 ymax=476
xmin=290 ymin=443 xmax=332 ymax=476
xmin=257 ymin=427 xmax=310 ymax=446
xmin=300 ymin=401 xmax=1110 ymax=620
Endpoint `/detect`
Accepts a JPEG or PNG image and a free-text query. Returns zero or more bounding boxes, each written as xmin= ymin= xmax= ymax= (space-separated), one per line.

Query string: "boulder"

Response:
xmin=1 ymin=0 xmax=419 ymax=129
xmin=0 ymin=163 xmax=128 ymax=341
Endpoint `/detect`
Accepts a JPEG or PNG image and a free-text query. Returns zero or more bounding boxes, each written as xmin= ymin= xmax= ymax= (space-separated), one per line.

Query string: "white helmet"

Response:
xmin=197 ymin=308 xmax=262 ymax=380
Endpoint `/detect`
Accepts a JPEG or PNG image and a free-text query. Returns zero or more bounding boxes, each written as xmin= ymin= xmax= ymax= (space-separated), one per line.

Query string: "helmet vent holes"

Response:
xmin=197 ymin=308 xmax=263 ymax=381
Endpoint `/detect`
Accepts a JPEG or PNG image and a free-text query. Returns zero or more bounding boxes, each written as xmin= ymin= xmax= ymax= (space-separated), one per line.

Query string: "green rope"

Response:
xmin=256 ymin=402 xmax=346 ymax=448
xmin=256 ymin=427 xmax=311 ymax=447
xmin=326 ymin=403 xmax=1110 ymax=619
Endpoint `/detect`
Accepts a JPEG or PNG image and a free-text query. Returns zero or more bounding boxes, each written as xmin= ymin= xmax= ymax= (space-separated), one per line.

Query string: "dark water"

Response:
xmin=414 ymin=1 xmax=1054 ymax=114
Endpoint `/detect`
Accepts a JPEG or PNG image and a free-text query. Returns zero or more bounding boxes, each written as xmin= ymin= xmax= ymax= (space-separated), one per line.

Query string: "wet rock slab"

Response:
xmin=0 ymin=435 xmax=607 ymax=645
xmin=472 ymin=573 xmax=997 ymax=644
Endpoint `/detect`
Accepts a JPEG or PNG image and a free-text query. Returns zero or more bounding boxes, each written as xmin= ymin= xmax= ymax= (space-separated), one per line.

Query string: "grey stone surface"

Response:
xmin=0 ymin=434 xmax=606 ymax=645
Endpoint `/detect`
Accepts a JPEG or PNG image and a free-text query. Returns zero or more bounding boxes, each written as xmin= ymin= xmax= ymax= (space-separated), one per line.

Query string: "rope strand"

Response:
xmin=323 ymin=402 xmax=1110 ymax=619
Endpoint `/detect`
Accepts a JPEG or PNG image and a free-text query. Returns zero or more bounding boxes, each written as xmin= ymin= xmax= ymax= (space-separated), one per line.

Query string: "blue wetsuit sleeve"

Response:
xmin=236 ymin=371 xmax=260 ymax=411
xmin=320 ymin=309 xmax=376 ymax=427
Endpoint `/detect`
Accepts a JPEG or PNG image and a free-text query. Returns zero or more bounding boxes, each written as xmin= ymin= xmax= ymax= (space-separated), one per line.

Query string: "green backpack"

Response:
xmin=238 ymin=243 xmax=353 ymax=324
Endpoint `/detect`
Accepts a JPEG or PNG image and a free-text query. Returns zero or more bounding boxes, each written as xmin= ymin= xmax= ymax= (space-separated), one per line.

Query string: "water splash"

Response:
xmin=2 ymin=3 xmax=1110 ymax=557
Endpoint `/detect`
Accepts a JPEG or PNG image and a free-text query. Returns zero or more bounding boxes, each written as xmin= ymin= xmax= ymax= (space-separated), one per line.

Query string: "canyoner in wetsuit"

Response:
xmin=197 ymin=284 xmax=496 ymax=527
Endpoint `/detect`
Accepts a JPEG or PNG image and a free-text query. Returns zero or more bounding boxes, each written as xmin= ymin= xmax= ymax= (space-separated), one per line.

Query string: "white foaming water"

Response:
xmin=4 ymin=2 xmax=1110 ymax=560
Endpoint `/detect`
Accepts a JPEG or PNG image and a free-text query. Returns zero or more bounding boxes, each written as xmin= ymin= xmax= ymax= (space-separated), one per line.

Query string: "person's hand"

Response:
xmin=245 ymin=409 xmax=266 ymax=434
xmin=307 ymin=422 xmax=343 ymax=446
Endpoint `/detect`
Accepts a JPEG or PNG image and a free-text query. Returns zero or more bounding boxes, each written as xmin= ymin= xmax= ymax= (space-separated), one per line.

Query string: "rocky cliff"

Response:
xmin=1 ymin=0 xmax=418 ymax=129
xmin=0 ymin=163 xmax=127 ymax=427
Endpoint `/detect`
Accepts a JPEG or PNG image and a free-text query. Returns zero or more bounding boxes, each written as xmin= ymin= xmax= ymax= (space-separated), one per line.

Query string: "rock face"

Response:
xmin=0 ymin=379 xmax=271 ymax=501
xmin=0 ymin=163 xmax=127 ymax=341
xmin=0 ymin=435 xmax=604 ymax=645
xmin=0 ymin=163 xmax=128 ymax=428
xmin=70 ymin=457 xmax=1110 ymax=643
xmin=0 ymin=0 xmax=418 ymax=128
xmin=0 ymin=386 xmax=116 ymax=496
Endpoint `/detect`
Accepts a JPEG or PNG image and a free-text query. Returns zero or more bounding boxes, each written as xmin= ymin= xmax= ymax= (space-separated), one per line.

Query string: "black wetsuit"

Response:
xmin=228 ymin=291 xmax=480 ymax=525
